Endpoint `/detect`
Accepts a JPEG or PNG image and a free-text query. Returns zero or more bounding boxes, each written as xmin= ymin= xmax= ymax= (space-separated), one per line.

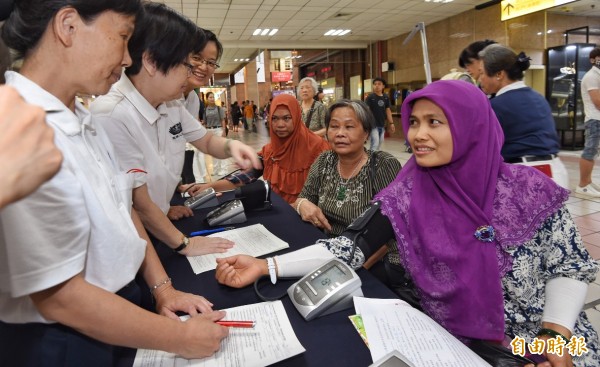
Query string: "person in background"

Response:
xmin=203 ymin=91 xmax=228 ymax=176
xmin=190 ymin=94 xmax=330 ymax=204
xmin=366 ymin=77 xmax=395 ymax=151
xmin=458 ymin=39 xmax=497 ymax=83
xmin=0 ymin=86 xmax=62 ymax=208
xmin=215 ymin=81 xmax=599 ymax=367
xmin=0 ymin=1 xmax=229 ymax=364
xmin=315 ymin=87 xmax=326 ymax=105
xmin=244 ymin=100 xmax=254 ymax=131
xmin=91 ymin=2 xmax=260 ymax=256
xmin=576 ymin=47 xmax=600 ymax=197
xmin=230 ymin=101 xmax=241 ymax=132
xmin=262 ymin=98 xmax=272 ymax=121
xmin=478 ymin=44 xmax=568 ymax=189
xmin=298 ymin=77 xmax=326 ymax=137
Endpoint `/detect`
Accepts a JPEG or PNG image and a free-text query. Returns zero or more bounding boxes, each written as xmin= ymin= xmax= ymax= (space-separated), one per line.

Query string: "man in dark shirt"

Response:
xmin=366 ymin=78 xmax=394 ymax=151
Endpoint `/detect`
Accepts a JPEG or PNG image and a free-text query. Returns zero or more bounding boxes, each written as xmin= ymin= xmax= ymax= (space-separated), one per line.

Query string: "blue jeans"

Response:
xmin=369 ymin=127 xmax=385 ymax=151
xmin=582 ymin=119 xmax=600 ymax=160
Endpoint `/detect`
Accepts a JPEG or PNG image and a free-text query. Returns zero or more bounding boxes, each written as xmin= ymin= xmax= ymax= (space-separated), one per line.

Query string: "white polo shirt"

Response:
xmin=581 ymin=66 xmax=600 ymax=121
xmin=0 ymin=72 xmax=146 ymax=323
xmin=183 ymin=91 xmax=201 ymax=120
xmin=91 ymin=75 xmax=206 ymax=213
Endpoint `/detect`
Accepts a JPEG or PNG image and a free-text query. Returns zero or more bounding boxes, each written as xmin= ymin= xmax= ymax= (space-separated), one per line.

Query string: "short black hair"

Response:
xmin=373 ymin=77 xmax=387 ymax=87
xmin=201 ymin=28 xmax=223 ymax=60
xmin=126 ymin=2 xmax=205 ymax=76
xmin=2 ymin=0 xmax=141 ymax=59
xmin=458 ymin=39 xmax=497 ymax=68
xmin=590 ymin=48 xmax=600 ymax=60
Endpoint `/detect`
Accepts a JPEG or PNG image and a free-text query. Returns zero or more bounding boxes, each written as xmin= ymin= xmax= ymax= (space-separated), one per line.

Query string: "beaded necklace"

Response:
xmin=336 ymin=155 xmax=365 ymax=201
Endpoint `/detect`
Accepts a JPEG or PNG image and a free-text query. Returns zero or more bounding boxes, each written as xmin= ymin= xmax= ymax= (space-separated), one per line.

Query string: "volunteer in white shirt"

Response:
xmin=0 ymin=1 xmax=228 ymax=365
xmin=92 ymin=4 xmax=261 ymax=258
xmin=179 ymin=29 xmax=223 ymax=193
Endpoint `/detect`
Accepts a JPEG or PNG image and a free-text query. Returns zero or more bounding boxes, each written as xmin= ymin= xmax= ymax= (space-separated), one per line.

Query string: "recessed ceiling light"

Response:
xmin=253 ymin=28 xmax=278 ymax=36
xmin=324 ymin=29 xmax=351 ymax=36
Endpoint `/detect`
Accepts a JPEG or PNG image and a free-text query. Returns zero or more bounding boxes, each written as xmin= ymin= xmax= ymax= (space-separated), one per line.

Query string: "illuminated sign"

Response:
xmin=271 ymin=71 xmax=292 ymax=82
xmin=501 ymin=0 xmax=576 ymax=21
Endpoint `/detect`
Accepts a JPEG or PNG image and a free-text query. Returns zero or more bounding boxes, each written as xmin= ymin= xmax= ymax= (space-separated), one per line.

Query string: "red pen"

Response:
xmin=216 ymin=320 xmax=256 ymax=328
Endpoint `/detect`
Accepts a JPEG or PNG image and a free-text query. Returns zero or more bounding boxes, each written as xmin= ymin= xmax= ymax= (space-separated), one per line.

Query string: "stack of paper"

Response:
xmin=187 ymin=224 xmax=289 ymax=274
xmin=353 ymin=297 xmax=492 ymax=367
xmin=133 ymin=301 xmax=305 ymax=367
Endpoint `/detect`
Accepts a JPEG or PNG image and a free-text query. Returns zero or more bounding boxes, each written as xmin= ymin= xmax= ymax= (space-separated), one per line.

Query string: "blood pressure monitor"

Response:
xmin=288 ymin=258 xmax=363 ymax=321
xmin=184 ymin=187 xmax=219 ymax=209
xmin=205 ymin=199 xmax=247 ymax=226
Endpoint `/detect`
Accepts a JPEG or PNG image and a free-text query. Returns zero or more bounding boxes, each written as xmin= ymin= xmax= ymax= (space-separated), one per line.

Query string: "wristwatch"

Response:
xmin=173 ymin=236 xmax=189 ymax=253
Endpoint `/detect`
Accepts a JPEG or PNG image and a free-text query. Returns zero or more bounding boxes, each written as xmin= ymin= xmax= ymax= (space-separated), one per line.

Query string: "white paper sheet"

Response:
xmin=186 ymin=224 xmax=289 ymax=274
xmin=354 ymin=297 xmax=492 ymax=367
xmin=133 ymin=301 xmax=305 ymax=367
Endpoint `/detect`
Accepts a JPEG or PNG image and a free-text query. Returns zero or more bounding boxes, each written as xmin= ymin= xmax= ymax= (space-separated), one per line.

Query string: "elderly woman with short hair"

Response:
xmin=298 ymin=77 xmax=326 ymax=137
xmin=293 ymin=99 xmax=401 ymax=237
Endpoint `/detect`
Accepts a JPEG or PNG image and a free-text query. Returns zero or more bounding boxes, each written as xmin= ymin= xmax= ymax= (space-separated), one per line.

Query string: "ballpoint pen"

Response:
xmin=216 ymin=320 xmax=256 ymax=328
xmin=190 ymin=226 xmax=235 ymax=237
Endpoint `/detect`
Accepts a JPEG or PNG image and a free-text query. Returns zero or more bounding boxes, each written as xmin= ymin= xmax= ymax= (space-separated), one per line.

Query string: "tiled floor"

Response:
xmin=205 ymin=119 xmax=600 ymax=335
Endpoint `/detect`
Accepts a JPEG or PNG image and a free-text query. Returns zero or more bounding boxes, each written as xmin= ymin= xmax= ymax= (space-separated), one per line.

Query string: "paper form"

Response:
xmin=354 ymin=297 xmax=492 ymax=367
xmin=186 ymin=224 xmax=289 ymax=274
xmin=133 ymin=301 xmax=305 ymax=367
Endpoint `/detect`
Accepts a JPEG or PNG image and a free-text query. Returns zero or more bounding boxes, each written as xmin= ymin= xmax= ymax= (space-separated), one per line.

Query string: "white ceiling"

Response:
xmin=157 ymin=0 xmax=600 ymax=74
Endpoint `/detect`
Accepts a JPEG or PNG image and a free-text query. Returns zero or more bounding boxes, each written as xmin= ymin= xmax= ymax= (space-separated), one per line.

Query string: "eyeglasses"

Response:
xmin=271 ymin=115 xmax=293 ymax=122
xmin=193 ymin=58 xmax=220 ymax=69
xmin=182 ymin=62 xmax=194 ymax=76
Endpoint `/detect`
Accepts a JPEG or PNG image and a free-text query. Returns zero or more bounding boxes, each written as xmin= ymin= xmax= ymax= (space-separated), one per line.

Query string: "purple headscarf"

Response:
xmin=375 ymin=80 xmax=569 ymax=341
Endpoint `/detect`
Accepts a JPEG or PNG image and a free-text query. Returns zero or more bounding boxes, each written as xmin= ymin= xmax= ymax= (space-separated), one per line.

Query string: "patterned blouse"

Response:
xmin=298 ymin=150 xmax=402 ymax=237
xmin=317 ymin=206 xmax=599 ymax=366
xmin=300 ymin=100 xmax=326 ymax=132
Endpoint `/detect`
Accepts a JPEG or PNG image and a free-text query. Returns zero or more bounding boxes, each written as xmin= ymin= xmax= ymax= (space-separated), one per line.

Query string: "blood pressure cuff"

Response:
xmin=234 ymin=180 xmax=272 ymax=211
xmin=340 ymin=201 xmax=395 ymax=260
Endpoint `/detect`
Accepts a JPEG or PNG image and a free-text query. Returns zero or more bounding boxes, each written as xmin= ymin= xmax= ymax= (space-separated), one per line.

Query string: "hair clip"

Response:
xmin=474 ymin=225 xmax=496 ymax=242
xmin=517 ymin=52 xmax=531 ymax=63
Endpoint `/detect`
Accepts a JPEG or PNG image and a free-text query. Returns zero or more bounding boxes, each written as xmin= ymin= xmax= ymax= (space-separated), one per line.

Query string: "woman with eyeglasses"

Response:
xmin=91 ymin=2 xmax=261 ymax=257
xmin=190 ymin=94 xmax=330 ymax=204
xmin=181 ymin=29 xmax=222 ymax=187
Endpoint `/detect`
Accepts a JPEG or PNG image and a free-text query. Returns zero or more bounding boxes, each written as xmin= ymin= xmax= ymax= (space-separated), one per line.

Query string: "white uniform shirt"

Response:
xmin=0 ymin=72 xmax=146 ymax=323
xmin=183 ymin=91 xmax=201 ymax=120
xmin=91 ymin=75 xmax=206 ymax=213
xmin=581 ymin=66 xmax=600 ymax=121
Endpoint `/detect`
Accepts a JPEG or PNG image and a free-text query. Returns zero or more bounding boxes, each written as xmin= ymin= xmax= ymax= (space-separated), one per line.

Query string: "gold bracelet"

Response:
xmin=150 ymin=277 xmax=171 ymax=295
xmin=224 ymin=139 xmax=232 ymax=156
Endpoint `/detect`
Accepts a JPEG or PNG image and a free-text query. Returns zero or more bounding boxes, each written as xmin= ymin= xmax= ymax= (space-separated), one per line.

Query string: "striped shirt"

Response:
xmin=299 ymin=150 xmax=401 ymax=237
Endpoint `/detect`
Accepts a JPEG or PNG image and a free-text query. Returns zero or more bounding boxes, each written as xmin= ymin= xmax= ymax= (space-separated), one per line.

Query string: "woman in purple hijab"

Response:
xmin=215 ymin=81 xmax=599 ymax=366
xmin=374 ymin=80 xmax=598 ymax=366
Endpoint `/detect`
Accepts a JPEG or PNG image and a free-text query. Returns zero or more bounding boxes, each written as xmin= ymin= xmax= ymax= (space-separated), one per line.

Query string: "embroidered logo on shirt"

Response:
xmin=377 ymin=100 xmax=385 ymax=107
xmin=169 ymin=122 xmax=183 ymax=139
